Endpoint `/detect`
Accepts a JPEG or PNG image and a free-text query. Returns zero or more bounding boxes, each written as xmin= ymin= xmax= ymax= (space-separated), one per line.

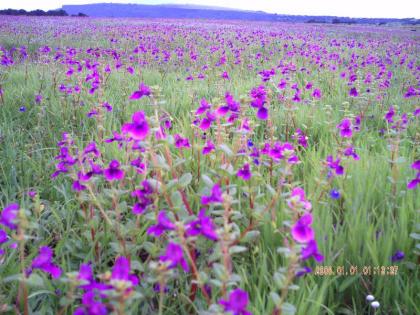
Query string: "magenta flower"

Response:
xmin=104 ymin=160 xmax=125 ymax=181
xmin=0 ymin=203 xmax=19 ymax=230
xmin=256 ymin=107 xmax=268 ymax=120
xmin=219 ymin=288 xmax=252 ymax=315
xmin=237 ymin=163 xmax=252 ymax=181
xmin=278 ymin=79 xmax=287 ymax=89
xmin=344 ymin=146 xmax=360 ymax=160
xmin=74 ymin=291 xmax=108 ymax=315
xmin=196 ymin=98 xmax=211 ymax=115
xmin=312 ymin=88 xmax=322 ymax=99
xmin=250 ymin=86 xmax=266 ymax=108
xmin=269 ymin=142 xmax=299 ymax=164
xmin=301 ymin=239 xmax=324 ymax=262
xmin=349 ymin=87 xmax=358 ymax=97
xmin=384 ymin=106 xmax=395 ymax=123
xmin=293 ymin=129 xmax=308 ymax=148
xmin=199 ymin=111 xmax=216 ymax=130
xmin=202 ymin=140 xmax=215 ymax=155
xmin=221 ymin=71 xmax=230 ymax=80
xmin=186 ymin=209 xmax=218 ymax=241
xmin=35 ymin=94 xmax=42 ymax=104
xmin=174 ymin=134 xmax=191 ymax=149
xmin=122 ymin=111 xmax=149 ymax=140
xmin=31 ymin=246 xmax=62 ymax=279
xmin=83 ymin=142 xmax=100 ymax=158
xmin=160 ymin=242 xmax=189 ymax=272
xmin=336 ymin=118 xmax=353 ymax=138
xmin=147 ymin=211 xmax=176 ymax=237
xmin=407 ymin=160 xmax=420 ymax=190
xmin=291 ymin=213 xmax=314 ymax=243
xmin=132 ymin=180 xmax=154 ymax=214
xmin=287 ymin=187 xmax=312 ymax=211
xmin=111 ymin=256 xmax=139 ymax=286
xmin=0 ymin=229 xmax=7 ymax=244
xmin=326 ymin=156 xmax=344 ymax=175
xmin=201 ymin=184 xmax=223 ymax=205
xmin=129 ymin=83 xmax=151 ymax=100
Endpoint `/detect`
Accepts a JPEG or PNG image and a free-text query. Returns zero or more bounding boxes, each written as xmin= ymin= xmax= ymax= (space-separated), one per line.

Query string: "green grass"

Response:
xmin=0 ymin=18 xmax=419 ymax=314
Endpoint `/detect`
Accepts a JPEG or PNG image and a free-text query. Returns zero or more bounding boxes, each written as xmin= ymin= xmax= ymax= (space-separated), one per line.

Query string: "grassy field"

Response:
xmin=0 ymin=16 xmax=419 ymax=315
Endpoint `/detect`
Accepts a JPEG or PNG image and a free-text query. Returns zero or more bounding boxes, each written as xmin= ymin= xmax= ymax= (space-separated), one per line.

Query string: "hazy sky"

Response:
xmin=1 ymin=0 xmax=418 ymax=18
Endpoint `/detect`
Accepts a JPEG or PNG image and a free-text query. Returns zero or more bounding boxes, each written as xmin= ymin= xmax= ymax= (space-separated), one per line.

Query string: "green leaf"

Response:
xmin=25 ymin=273 xmax=44 ymax=288
xmin=219 ymin=144 xmax=233 ymax=157
xmin=338 ymin=274 xmax=360 ymax=292
xmin=270 ymin=292 xmax=281 ymax=305
xmin=409 ymin=233 xmax=420 ymax=240
xmin=178 ymin=173 xmax=192 ymax=188
xmin=201 ymin=174 xmax=214 ymax=187
xmin=281 ymin=302 xmax=296 ymax=315
xmin=242 ymin=230 xmax=260 ymax=242
xmin=229 ymin=246 xmax=247 ymax=254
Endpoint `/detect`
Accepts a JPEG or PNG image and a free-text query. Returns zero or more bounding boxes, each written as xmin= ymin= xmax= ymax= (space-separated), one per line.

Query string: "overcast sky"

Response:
xmin=1 ymin=0 xmax=418 ymax=18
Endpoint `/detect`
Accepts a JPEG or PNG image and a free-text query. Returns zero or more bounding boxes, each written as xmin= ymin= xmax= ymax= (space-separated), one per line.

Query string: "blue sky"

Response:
xmin=1 ymin=0 xmax=418 ymax=18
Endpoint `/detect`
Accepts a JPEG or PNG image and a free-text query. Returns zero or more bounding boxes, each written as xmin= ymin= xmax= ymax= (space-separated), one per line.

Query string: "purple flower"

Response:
xmin=199 ymin=111 xmax=216 ymax=130
xmin=103 ymin=160 xmax=125 ymax=181
xmin=336 ymin=118 xmax=353 ymax=138
xmin=291 ymin=213 xmax=314 ymax=243
xmin=221 ymin=71 xmax=230 ymax=80
xmin=278 ymin=79 xmax=287 ymax=89
xmin=250 ymin=86 xmax=266 ymax=108
xmin=83 ymin=142 xmax=100 ymax=158
xmin=160 ymin=242 xmax=189 ymax=272
xmin=147 ymin=211 xmax=176 ymax=237
xmin=312 ymin=88 xmax=322 ymax=99
xmin=390 ymin=250 xmax=405 ymax=262
xmin=329 ymin=189 xmax=341 ymax=199
xmin=35 ymin=94 xmax=42 ymax=104
xmin=219 ymin=288 xmax=252 ymax=315
xmin=111 ymin=256 xmax=139 ymax=286
xmin=122 ymin=111 xmax=149 ymax=140
xmin=385 ymin=106 xmax=395 ymax=123
xmin=202 ymin=140 xmax=215 ymax=155
xmin=269 ymin=142 xmax=299 ymax=164
xmin=349 ymin=87 xmax=358 ymax=97
xmin=186 ymin=209 xmax=218 ymax=241
xmin=326 ymin=156 xmax=344 ymax=176
xmin=296 ymin=266 xmax=312 ymax=277
xmin=0 ymin=203 xmax=19 ymax=230
xmin=31 ymin=246 xmax=62 ymax=279
xmin=0 ymin=229 xmax=8 ymax=244
xmin=174 ymin=134 xmax=191 ymax=149
xmin=293 ymin=129 xmax=308 ymax=148
xmin=74 ymin=291 xmax=108 ymax=315
xmin=129 ymin=83 xmax=151 ymax=100
xmin=237 ymin=163 xmax=252 ymax=181
xmin=407 ymin=160 xmax=420 ymax=189
xmin=301 ymin=239 xmax=324 ymax=262
xmin=288 ymin=188 xmax=312 ymax=210
xmin=256 ymin=107 xmax=268 ymax=120
xmin=196 ymin=98 xmax=211 ymax=115
xmin=344 ymin=146 xmax=360 ymax=160
xmin=201 ymin=184 xmax=223 ymax=205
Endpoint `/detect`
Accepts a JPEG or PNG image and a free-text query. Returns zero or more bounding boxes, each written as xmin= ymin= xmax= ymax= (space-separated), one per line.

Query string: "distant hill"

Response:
xmin=60 ymin=3 xmax=419 ymax=25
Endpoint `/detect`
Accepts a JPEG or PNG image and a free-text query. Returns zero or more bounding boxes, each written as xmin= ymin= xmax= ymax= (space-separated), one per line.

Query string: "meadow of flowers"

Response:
xmin=0 ymin=16 xmax=419 ymax=314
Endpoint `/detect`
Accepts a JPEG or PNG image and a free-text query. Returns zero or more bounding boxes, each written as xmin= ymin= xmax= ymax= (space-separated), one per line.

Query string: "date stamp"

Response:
xmin=314 ymin=265 xmax=399 ymax=276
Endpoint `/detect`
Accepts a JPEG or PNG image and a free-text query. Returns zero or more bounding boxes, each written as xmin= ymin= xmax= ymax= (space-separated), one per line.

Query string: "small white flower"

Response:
xmin=366 ymin=295 xmax=375 ymax=302
xmin=371 ymin=301 xmax=380 ymax=308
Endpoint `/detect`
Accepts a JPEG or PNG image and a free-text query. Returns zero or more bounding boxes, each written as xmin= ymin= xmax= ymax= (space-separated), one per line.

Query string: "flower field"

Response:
xmin=0 ymin=16 xmax=419 ymax=314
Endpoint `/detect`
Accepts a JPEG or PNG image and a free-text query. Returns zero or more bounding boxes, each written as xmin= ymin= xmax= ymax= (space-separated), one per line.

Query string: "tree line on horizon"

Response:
xmin=0 ymin=9 xmax=87 ymax=17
